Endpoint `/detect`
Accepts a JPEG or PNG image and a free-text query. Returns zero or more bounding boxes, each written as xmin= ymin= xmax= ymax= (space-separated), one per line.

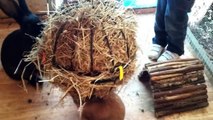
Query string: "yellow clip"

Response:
xmin=119 ymin=66 xmax=124 ymax=81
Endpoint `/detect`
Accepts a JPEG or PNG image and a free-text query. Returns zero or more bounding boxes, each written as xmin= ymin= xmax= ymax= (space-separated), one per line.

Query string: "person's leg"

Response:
xmin=152 ymin=0 xmax=168 ymax=47
xmin=164 ymin=0 xmax=195 ymax=56
xmin=148 ymin=0 xmax=167 ymax=60
xmin=157 ymin=0 xmax=195 ymax=62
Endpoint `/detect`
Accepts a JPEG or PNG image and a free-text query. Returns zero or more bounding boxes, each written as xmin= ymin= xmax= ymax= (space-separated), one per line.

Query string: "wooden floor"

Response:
xmin=0 ymin=14 xmax=213 ymax=120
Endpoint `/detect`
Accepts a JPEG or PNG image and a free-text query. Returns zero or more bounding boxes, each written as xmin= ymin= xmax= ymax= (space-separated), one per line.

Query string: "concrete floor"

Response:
xmin=0 ymin=14 xmax=213 ymax=120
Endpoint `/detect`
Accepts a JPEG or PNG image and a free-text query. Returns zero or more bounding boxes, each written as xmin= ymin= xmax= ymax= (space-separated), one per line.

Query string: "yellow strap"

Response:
xmin=119 ymin=66 xmax=124 ymax=81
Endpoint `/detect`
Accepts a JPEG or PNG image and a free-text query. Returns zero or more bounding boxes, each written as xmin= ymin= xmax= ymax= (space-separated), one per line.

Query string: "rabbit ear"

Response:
xmin=0 ymin=0 xmax=22 ymax=23
xmin=0 ymin=0 xmax=34 ymax=24
xmin=17 ymin=0 xmax=31 ymax=15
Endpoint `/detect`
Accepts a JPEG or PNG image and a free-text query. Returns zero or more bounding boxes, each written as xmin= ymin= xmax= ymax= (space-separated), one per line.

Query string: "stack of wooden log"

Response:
xmin=144 ymin=58 xmax=209 ymax=117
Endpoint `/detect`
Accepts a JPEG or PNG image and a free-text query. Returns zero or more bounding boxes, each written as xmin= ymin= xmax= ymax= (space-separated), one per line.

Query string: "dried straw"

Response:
xmin=26 ymin=0 xmax=137 ymax=106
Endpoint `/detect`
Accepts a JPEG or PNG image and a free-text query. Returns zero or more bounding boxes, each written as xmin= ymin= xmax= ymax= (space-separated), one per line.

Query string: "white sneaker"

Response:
xmin=157 ymin=50 xmax=180 ymax=62
xmin=148 ymin=44 xmax=164 ymax=60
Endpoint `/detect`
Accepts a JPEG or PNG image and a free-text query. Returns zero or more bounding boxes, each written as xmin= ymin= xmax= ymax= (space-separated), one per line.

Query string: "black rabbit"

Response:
xmin=0 ymin=0 xmax=43 ymax=85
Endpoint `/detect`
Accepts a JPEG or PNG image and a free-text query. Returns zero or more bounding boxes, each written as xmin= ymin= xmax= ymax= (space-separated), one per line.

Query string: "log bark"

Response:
xmin=151 ymin=73 xmax=183 ymax=81
xmin=152 ymin=79 xmax=206 ymax=92
xmin=151 ymin=73 xmax=203 ymax=85
xmin=145 ymin=58 xmax=200 ymax=67
xmin=151 ymin=70 xmax=203 ymax=81
xmin=155 ymin=101 xmax=208 ymax=117
xmin=148 ymin=61 xmax=202 ymax=73
xmin=147 ymin=61 xmax=202 ymax=72
xmin=150 ymin=64 xmax=204 ymax=76
xmin=153 ymin=84 xmax=207 ymax=99
xmin=154 ymin=89 xmax=207 ymax=104
xmin=156 ymin=99 xmax=208 ymax=112
xmin=151 ymin=78 xmax=205 ymax=90
xmin=154 ymin=94 xmax=208 ymax=109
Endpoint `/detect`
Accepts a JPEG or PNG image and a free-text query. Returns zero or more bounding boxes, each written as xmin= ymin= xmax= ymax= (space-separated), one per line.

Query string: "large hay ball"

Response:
xmin=27 ymin=0 xmax=137 ymax=105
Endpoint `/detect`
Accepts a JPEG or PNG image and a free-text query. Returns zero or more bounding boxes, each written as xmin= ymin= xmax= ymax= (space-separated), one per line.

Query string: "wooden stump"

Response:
xmin=144 ymin=58 xmax=209 ymax=117
xmin=80 ymin=92 xmax=125 ymax=120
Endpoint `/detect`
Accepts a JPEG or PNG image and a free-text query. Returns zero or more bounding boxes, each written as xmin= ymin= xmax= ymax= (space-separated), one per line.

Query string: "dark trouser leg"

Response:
xmin=165 ymin=0 xmax=195 ymax=56
xmin=152 ymin=0 xmax=167 ymax=48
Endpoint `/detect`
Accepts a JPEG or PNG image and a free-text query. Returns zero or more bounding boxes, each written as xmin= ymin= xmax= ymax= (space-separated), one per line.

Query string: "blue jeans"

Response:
xmin=153 ymin=0 xmax=195 ymax=55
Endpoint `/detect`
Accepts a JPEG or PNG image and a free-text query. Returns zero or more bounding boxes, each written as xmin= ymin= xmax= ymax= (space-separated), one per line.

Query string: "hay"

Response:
xmin=26 ymin=0 xmax=137 ymax=106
